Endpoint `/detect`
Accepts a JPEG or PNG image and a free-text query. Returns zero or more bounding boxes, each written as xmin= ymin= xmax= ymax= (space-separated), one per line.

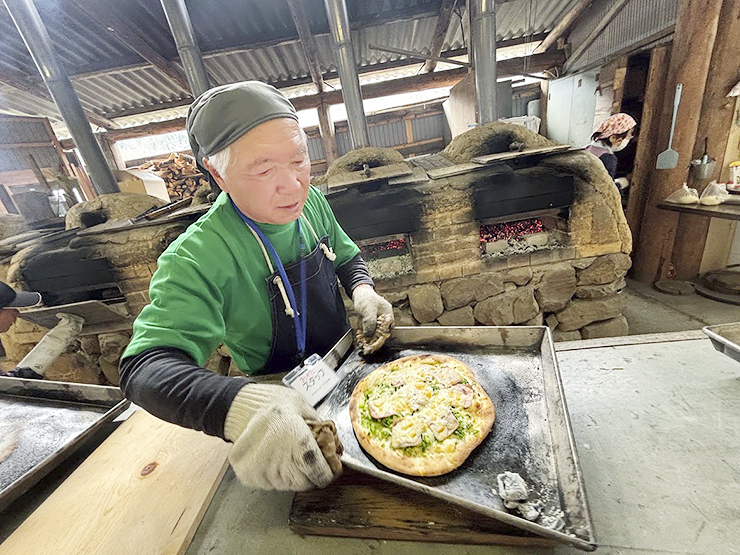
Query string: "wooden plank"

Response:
xmin=657 ymin=202 xmax=740 ymax=222
xmin=18 ymin=300 xmax=132 ymax=332
xmin=427 ymin=162 xmax=482 ymax=179
xmin=327 ymin=163 xmax=413 ymax=189
xmin=632 ymin=0 xmax=724 ymax=283
xmin=671 ymin=0 xmax=740 ymax=280
xmin=290 ymin=469 xmax=555 ymax=547
xmin=470 ymin=145 xmax=572 ymax=165
xmin=0 ymin=410 xmax=230 ymax=555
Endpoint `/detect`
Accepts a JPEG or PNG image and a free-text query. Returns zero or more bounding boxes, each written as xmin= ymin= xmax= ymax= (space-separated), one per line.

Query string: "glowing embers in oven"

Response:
xmin=359 ymin=235 xmax=413 ymax=279
xmin=479 ymin=218 xmax=565 ymax=258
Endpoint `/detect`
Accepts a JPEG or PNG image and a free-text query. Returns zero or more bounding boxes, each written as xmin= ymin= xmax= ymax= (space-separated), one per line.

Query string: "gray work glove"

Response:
xmin=352 ymin=284 xmax=394 ymax=338
xmin=224 ymin=384 xmax=341 ymax=491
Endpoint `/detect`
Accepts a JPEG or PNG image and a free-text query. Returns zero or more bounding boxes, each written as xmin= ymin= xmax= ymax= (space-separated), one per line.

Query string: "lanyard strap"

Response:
xmin=231 ymin=199 xmax=307 ymax=355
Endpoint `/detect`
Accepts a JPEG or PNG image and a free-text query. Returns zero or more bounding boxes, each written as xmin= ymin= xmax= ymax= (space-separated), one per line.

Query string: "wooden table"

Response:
xmin=2 ymin=331 xmax=739 ymax=555
xmin=658 ymin=200 xmax=740 ymax=220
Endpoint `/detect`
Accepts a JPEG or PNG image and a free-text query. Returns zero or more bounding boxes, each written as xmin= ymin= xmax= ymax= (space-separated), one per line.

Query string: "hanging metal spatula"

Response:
xmin=656 ymin=83 xmax=683 ymax=169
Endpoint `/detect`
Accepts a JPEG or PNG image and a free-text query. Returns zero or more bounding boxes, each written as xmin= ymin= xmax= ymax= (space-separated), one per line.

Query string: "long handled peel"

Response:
xmin=656 ymin=83 xmax=683 ymax=169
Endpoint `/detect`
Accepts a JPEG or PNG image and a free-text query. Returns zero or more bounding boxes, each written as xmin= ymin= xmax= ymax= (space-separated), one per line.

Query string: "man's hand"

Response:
xmin=352 ymin=285 xmax=393 ymax=338
xmin=0 ymin=309 xmax=19 ymax=333
xmin=224 ymin=384 xmax=342 ymax=491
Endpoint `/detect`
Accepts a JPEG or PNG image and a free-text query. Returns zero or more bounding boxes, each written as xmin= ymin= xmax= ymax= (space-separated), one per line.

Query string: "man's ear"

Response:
xmin=202 ymin=158 xmax=229 ymax=193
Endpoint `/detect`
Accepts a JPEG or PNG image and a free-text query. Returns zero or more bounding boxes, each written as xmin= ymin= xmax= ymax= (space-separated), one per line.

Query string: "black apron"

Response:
xmin=259 ymin=235 xmax=349 ymax=374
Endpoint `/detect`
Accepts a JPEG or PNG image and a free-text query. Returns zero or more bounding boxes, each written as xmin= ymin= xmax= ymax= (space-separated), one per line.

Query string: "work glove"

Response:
xmin=352 ymin=285 xmax=394 ymax=354
xmin=224 ymin=383 xmax=342 ymax=491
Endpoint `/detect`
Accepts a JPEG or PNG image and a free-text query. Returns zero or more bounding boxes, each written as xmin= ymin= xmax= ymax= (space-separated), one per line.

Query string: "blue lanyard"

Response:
xmin=230 ymin=199 xmax=307 ymax=355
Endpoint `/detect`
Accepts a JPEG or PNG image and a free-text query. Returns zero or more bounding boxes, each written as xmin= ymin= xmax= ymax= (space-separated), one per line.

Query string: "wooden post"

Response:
xmin=625 ymin=45 xmax=670 ymax=242
xmin=631 ymin=0 xmax=723 ymax=283
xmin=316 ymin=98 xmax=338 ymax=167
xmin=670 ymin=0 xmax=740 ymax=280
xmin=539 ymin=78 xmax=549 ymax=137
xmin=610 ymin=55 xmax=629 ymax=114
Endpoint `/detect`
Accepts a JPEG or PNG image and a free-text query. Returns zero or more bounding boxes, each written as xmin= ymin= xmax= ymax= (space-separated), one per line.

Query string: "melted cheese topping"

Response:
xmin=361 ymin=359 xmax=480 ymax=455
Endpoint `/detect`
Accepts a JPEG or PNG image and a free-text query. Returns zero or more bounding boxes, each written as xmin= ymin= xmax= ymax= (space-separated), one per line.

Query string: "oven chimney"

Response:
xmin=471 ymin=0 xmax=498 ymax=124
xmin=323 ymin=0 xmax=370 ymax=148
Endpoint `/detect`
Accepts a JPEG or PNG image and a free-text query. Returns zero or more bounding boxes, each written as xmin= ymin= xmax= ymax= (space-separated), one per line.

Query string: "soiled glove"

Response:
xmin=352 ymin=284 xmax=394 ymax=337
xmin=224 ymin=384 xmax=341 ymax=491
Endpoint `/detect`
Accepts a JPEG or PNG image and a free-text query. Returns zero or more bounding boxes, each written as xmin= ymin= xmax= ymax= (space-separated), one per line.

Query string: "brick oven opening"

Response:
xmin=479 ymin=214 xmax=569 ymax=259
xmin=358 ymin=234 xmax=413 ymax=279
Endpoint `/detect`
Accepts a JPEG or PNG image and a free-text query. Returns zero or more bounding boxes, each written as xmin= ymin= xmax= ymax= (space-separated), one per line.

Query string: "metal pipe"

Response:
xmin=160 ymin=0 xmax=210 ymax=97
xmin=3 ymin=0 xmax=120 ymax=195
xmin=471 ymin=0 xmax=498 ymax=124
xmin=323 ymin=0 xmax=369 ymax=148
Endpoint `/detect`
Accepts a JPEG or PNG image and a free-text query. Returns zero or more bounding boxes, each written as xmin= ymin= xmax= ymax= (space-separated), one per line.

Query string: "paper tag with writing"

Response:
xmin=282 ymin=353 xmax=339 ymax=406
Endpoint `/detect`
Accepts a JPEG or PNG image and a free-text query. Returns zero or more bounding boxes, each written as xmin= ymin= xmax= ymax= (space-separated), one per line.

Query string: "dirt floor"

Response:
xmin=623 ymin=278 xmax=739 ymax=334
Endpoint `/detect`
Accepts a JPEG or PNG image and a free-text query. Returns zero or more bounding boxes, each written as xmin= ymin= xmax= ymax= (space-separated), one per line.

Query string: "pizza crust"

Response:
xmin=349 ymin=354 xmax=495 ymax=476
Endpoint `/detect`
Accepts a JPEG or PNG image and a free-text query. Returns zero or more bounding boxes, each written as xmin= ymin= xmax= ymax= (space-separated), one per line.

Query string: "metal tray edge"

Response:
xmin=321 ymin=326 xmax=597 ymax=551
xmin=0 ymin=398 xmax=130 ymax=513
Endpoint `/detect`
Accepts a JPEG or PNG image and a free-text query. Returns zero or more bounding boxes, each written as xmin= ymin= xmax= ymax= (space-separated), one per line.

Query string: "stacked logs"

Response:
xmin=137 ymin=153 xmax=209 ymax=200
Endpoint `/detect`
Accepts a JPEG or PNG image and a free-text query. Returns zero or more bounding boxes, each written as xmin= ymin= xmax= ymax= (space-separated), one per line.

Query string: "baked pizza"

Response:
xmin=348 ymin=354 xmax=495 ymax=476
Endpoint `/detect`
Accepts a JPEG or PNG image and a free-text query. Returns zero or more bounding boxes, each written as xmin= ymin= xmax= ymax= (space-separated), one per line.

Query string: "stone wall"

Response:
xmin=366 ymin=252 xmax=631 ymax=341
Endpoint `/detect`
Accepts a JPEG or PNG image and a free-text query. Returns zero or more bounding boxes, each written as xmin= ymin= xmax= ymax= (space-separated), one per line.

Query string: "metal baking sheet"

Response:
xmin=317 ymin=326 xmax=596 ymax=551
xmin=0 ymin=377 xmax=129 ymax=512
xmin=703 ymin=323 xmax=740 ymax=363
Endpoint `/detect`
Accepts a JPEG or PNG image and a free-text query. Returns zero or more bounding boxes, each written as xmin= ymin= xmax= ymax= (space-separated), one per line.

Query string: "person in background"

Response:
xmin=585 ymin=113 xmax=637 ymax=191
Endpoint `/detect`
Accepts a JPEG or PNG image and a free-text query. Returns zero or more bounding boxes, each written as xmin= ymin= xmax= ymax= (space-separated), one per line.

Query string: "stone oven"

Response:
xmin=0 ymin=193 xmax=197 ymax=384
xmin=323 ymin=123 xmax=633 ymax=341
xmin=0 ymin=122 xmax=632 ymax=385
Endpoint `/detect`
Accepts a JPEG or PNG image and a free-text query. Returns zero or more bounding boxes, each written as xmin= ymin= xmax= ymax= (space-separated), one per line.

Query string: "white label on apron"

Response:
xmin=282 ymin=353 xmax=339 ymax=406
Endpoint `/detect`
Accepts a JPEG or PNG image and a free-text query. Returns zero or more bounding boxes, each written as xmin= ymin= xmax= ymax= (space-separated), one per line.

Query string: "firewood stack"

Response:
xmin=137 ymin=153 xmax=210 ymax=200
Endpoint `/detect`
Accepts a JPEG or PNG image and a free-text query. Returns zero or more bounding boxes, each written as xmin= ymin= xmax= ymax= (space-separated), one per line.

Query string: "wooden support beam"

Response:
xmin=534 ymin=0 xmax=592 ymax=54
xmin=60 ymin=51 xmax=562 ymax=148
xmin=423 ymin=0 xmax=459 ymax=73
xmin=64 ymin=0 xmax=191 ymax=92
xmin=0 ymin=71 xmax=118 ymax=129
xmin=632 ymin=0 xmax=724 ymax=283
xmin=292 ymin=50 xmax=564 ymax=111
xmin=316 ymin=99 xmax=338 ymax=167
xmin=286 ymin=0 xmax=325 ymax=91
xmin=671 ymin=0 xmax=740 ymax=280
xmin=564 ymin=0 xmax=631 ymax=72
xmin=626 ymin=45 xmax=670 ymax=244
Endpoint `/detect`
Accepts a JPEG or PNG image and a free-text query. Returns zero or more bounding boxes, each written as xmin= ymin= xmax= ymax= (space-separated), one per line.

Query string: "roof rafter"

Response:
xmin=0 ymin=69 xmax=118 ymax=129
xmin=424 ymin=0 xmax=459 ymax=73
xmin=534 ymin=0 xmax=592 ymax=54
xmin=63 ymin=0 xmax=191 ymax=91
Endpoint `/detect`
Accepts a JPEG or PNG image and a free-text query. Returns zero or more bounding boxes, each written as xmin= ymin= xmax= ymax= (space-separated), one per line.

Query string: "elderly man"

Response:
xmin=120 ymin=81 xmax=393 ymax=492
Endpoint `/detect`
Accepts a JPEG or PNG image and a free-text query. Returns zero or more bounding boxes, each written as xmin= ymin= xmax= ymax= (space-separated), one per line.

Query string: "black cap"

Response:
xmin=0 ymin=282 xmax=42 ymax=309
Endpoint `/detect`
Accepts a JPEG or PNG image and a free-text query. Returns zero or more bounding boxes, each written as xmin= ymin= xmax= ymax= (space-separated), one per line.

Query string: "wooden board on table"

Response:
xmin=327 ymin=163 xmax=413 ymax=189
xmin=470 ymin=145 xmax=573 ymax=165
xmin=290 ymin=469 xmax=555 ymax=547
xmin=0 ymin=410 xmax=230 ymax=555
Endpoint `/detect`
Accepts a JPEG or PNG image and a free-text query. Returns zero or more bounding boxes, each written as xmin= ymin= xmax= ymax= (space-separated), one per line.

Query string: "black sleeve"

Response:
xmin=335 ymin=253 xmax=374 ymax=297
xmin=119 ymin=347 xmax=253 ymax=439
xmin=599 ymin=153 xmax=618 ymax=179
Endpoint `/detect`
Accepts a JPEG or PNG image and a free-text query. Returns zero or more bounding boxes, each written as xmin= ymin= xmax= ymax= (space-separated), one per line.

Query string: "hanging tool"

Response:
xmin=656 ymin=83 xmax=683 ymax=169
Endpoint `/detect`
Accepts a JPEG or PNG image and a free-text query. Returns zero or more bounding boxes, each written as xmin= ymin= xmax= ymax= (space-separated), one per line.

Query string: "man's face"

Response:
xmin=207 ymin=118 xmax=311 ymax=225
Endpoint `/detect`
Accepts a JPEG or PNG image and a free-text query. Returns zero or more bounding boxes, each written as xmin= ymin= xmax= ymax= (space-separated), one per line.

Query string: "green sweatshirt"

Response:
xmin=122 ymin=186 xmax=360 ymax=373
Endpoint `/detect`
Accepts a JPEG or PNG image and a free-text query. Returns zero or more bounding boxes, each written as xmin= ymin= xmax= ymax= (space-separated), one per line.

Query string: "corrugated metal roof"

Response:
xmin=567 ymin=0 xmax=678 ymax=73
xmin=0 ymin=0 xmax=578 ymax=125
